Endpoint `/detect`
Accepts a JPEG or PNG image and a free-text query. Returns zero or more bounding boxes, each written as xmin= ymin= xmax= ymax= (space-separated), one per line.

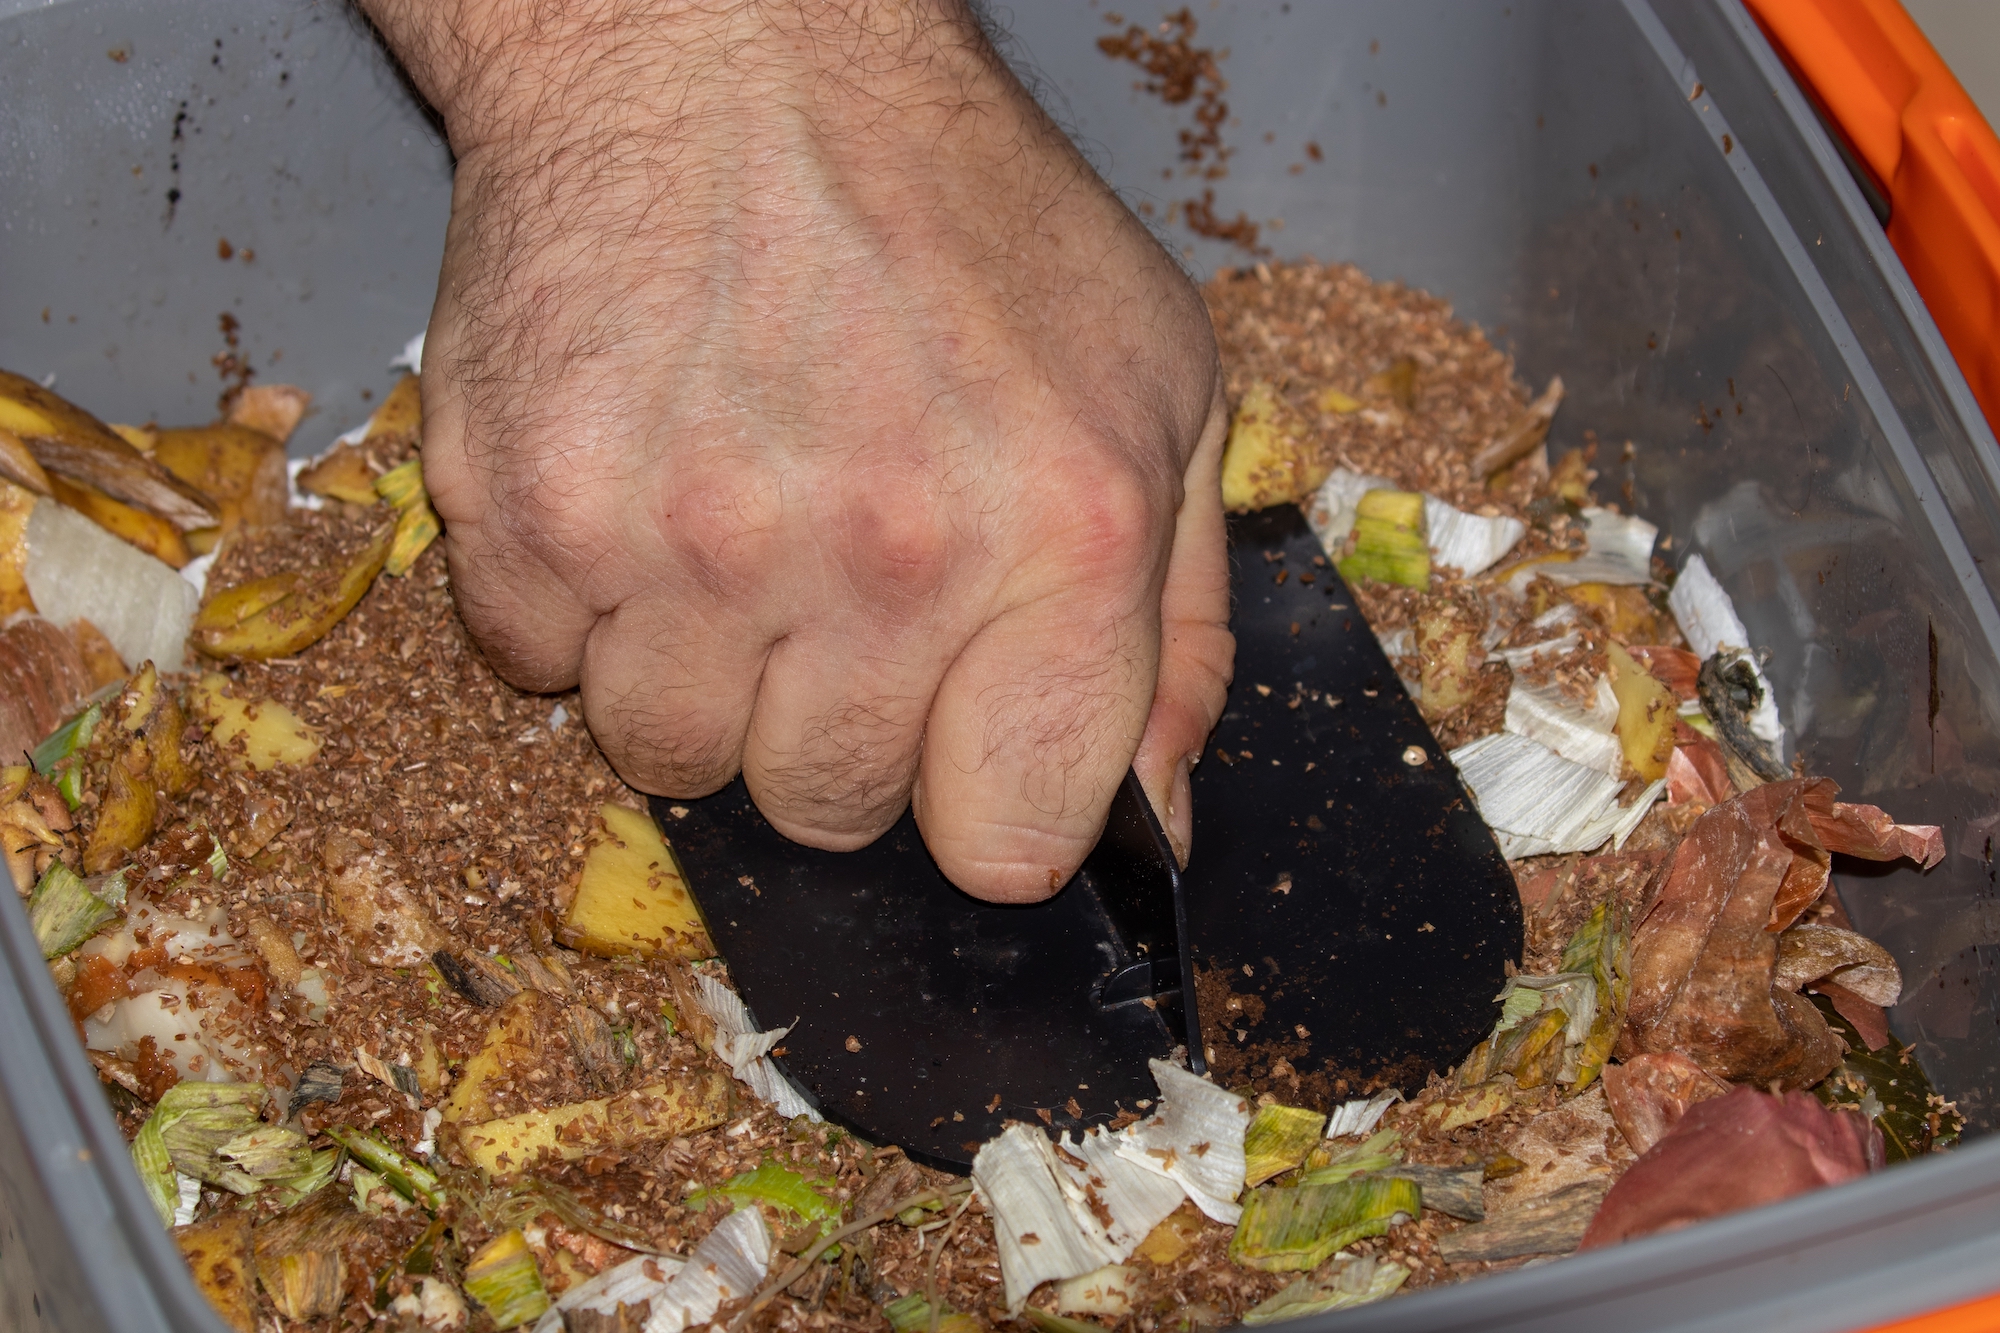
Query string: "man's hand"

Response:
xmin=359 ymin=0 xmax=1233 ymax=901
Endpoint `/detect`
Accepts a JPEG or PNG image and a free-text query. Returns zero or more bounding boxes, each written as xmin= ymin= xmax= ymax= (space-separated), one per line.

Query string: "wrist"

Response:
xmin=360 ymin=0 xmax=998 ymax=160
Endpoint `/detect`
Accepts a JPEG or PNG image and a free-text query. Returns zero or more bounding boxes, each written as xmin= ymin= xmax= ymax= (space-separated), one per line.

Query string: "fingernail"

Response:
xmin=1166 ymin=754 xmax=1194 ymax=869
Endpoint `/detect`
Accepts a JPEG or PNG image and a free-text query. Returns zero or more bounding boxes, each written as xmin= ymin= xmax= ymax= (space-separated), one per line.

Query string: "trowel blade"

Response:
xmin=659 ymin=506 xmax=1522 ymax=1172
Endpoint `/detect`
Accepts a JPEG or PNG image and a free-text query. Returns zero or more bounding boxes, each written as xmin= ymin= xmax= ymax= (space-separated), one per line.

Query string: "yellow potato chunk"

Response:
xmin=0 ymin=478 xmax=34 ymax=618
xmin=1568 ymin=582 xmax=1668 ymax=642
xmin=295 ymin=444 xmax=380 ymax=505
xmin=48 ymin=473 xmax=191 ymax=568
xmin=443 ymin=991 xmax=553 ymax=1127
xmin=152 ymin=423 xmax=289 ymax=534
xmin=1220 ymin=380 xmax=1328 ymax=512
xmin=194 ymin=674 xmax=322 ymax=769
xmin=82 ymin=739 xmax=156 ymax=873
xmin=365 ymin=374 xmax=423 ymax=441
xmin=560 ymin=804 xmax=713 ymax=960
xmin=459 ymin=1070 xmax=734 ymax=1178
xmin=174 ymin=1213 xmax=255 ymax=1333
xmin=191 ymin=523 xmax=391 ymax=660
xmin=1608 ymin=642 xmax=1677 ymax=780
xmin=225 ymin=384 xmax=312 ymax=445
xmin=1414 ymin=597 xmax=1483 ymax=719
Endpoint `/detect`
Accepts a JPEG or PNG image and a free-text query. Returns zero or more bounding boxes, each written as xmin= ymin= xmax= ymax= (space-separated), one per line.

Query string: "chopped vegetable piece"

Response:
xmin=1054 ymin=1264 xmax=1143 ymax=1318
xmin=1775 ymin=922 xmax=1901 ymax=1006
xmin=1220 ymin=380 xmax=1327 ymax=512
xmin=323 ymin=1125 xmax=445 ymax=1210
xmin=145 ymin=1081 xmax=270 ymax=1191
xmin=1581 ymin=1087 xmax=1879 ymax=1250
xmin=1619 ymin=778 xmax=1937 ymax=1086
xmin=27 ymin=861 xmax=125 ymax=958
xmin=82 ymin=739 xmax=157 ymax=871
xmin=884 ymin=1293 xmax=981 ymax=1333
xmin=1419 ymin=1079 xmax=1518 ymax=1133
xmin=374 ymin=457 xmax=443 ymax=575
xmin=1241 ymin=1256 xmax=1409 ymax=1325
xmin=295 ymin=443 xmax=380 ymax=504
xmin=173 ymin=1213 xmax=256 ymax=1333
xmin=1451 ymin=731 xmax=1659 ymax=858
xmin=1241 ymin=1103 xmax=1327 ymax=1187
xmin=1372 ymin=1165 xmax=1485 ymax=1220
xmin=560 ymin=804 xmax=713 ymax=959
xmin=1437 ymin=1178 xmax=1610 ymax=1262
xmin=1297 ymin=1127 xmax=1399 ymax=1186
xmin=1024 ymin=1310 xmax=1104 ymax=1333
xmin=1413 ymin=596 xmax=1485 ymax=720
xmin=259 ymin=1247 xmax=348 ymax=1323
xmin=225 ymin=384 xmax=312 ymax=445
xmin=1229 ymin=1175 xmax=1419 ymax=1271
xmin=1811 ymin=994 xmax=1962 ymax=1161
xmin=22 ymin=500 xmax=199 ymax=671
xmin=646 ymin=1207 xmax=771 ymax=1333
xmin=1504 ymin=675 xmax=1624 ymax=777
xmin=1424 ymin=495 xmax=1524 ymax=578
xmin=46 ymin=472 xmax=194 ymax=567
xmin=1115 ymin=1060 xmax=1251 ymax=1224
xmin=1471 ymin=376 xmax=1564 ymax=478
xmin=190 ymin=522 xmax=391 ymax=660
xmin=442 ymin=990 xmax=550 ymax=1126
xmin=0 ymin=478 xmax=37 ymax=621
xmin=152 ymin=424 xmax=289 ymax=534
xmin=271 ymin=1147 xmax=343 ymax=1208
xmin=385 ymin=498 xmax=441 ymax=576
xmin=457 ymin=1071 xmax=735 ymax=1177
xmin=0 ymin=368 xmax=217 ymax=531
xmin=1133 ymin=1203 xmax=1202 ymax=1265
xmin=686 ymin=971 xmax=818 ymax=1119
xmin=217 ymin=1124 xmax=314 ymax=1183
xmin=1601 ymin=1052 xmax=1729 ymax=1155
xmin=1558 ymin=899 xmax=1630 ymax=1090
xmin=975 ymin=1124 xmax=1127 ymax=1310
xmin=132 ymin=1110 xmax=180 ymax=1227
xmin=368 ymin=373 xmax=424 ymax=440
xmin=1304 ymin=466 xmax=1394 ymax=553
xmin=1323 ymin=1089 xmax=1401 ymax=1138
xmin=1542 ymin=508 xmax=1658 ymax=585
xmin=324 ymin=832 xmax=448 ymax=966
xmin=1336 ymin=488 xmax=1429 ymax=589
xmin=688 ymin=1159 xmax=838 ymax=1225
xmin=374 ymin=458 xmax=426 ymax=510
xmin=31 ymin=698 xmax=100 ymax=796
xmin=0 ymin=427 xmax=53 ymax=497
xmin=1607 ymin=642 xmax=1677 ymax=779
xmin=194 ymin=674 xmax=322 ymax=770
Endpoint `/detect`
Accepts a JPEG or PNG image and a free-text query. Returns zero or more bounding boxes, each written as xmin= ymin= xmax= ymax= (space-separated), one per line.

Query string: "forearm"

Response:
xmin=356 ymin=0 xmax=1002 ymax=157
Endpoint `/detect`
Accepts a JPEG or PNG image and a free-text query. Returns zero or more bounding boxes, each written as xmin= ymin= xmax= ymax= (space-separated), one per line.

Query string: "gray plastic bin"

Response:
xmin=7 ymin=0 xmax=2000 ymax=1329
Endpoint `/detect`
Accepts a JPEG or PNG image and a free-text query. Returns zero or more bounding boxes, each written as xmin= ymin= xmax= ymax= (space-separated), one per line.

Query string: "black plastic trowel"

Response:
xmin=656 ymin=505 xmax=1522 ymax=1172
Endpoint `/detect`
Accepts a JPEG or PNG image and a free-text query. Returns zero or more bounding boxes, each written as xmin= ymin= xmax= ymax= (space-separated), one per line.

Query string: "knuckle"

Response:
xmin=1048 ymin=457 xmax=1166 ymax=577
xmin=838 ymin=477 xmax=951 ymax=601
xmin=658 ymin=453 xmax=783 ymax=597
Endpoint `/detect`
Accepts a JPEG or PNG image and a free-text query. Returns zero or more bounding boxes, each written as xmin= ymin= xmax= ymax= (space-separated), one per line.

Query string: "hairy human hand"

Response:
xmin=361 ymin=0 xmax=1233 ymax=901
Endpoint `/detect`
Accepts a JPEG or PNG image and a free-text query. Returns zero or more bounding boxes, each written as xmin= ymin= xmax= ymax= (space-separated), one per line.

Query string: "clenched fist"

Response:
xmin=360 ymin=0 xmax=1234 ymax=901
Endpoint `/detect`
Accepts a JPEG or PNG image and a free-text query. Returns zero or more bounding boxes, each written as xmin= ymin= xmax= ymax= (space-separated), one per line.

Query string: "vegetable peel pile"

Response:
xmin=0 ymin=255 xmax=1964 ymax=1333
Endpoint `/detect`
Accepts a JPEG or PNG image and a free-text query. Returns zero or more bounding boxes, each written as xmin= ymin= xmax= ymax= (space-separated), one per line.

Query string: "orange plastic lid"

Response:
xmin=1745 ymin=0 xmax=2000 ymax=439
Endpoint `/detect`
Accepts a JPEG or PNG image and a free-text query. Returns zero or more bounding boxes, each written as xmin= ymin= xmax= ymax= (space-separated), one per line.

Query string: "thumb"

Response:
xmin=1133 ymin=382 xmax=1235 ymax=866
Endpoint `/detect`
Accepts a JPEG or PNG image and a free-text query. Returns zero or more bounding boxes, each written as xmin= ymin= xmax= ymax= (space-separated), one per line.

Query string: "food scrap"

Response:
xmin=0 ymin=251 xmax=1958 ymax=1333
